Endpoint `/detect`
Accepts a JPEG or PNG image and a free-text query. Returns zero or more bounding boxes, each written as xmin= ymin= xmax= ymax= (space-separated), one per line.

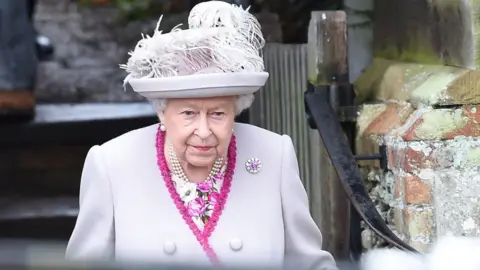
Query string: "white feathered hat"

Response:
xmin=120 ymin=1 xmax=269 ymax=99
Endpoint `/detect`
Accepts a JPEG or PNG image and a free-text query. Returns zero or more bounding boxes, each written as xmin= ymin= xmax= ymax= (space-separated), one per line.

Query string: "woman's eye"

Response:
xmin=212 ymin=112 xmax=225 ymax=117
xmin=182 ymin=110 xmax=196 ymax=116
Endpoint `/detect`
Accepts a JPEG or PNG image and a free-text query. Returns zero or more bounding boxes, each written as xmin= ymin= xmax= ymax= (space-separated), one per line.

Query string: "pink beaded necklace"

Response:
xmin=155 ymin=126 xmax=237 ymax=264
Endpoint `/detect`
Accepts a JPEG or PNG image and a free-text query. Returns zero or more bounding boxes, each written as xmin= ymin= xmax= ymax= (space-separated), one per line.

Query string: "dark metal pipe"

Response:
xmin=354 ymin=154 xmax=382 ymax=161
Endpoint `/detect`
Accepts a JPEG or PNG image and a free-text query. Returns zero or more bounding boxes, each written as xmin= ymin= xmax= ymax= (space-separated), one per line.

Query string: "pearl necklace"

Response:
xmin=167 ymin=142 xmax=224 ymax=183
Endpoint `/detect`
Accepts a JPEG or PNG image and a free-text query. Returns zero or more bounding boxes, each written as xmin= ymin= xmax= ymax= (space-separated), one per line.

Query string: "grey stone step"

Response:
xmin=0 ymin=102 xmax=157 ymax=145
xmin=0 ymin=196 xmax=78 ymax=240
xmin=0 ymin=196 xmax=77 ymax=221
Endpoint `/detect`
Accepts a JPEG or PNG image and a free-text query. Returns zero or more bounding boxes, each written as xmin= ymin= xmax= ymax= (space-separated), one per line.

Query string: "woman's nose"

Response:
xmin=195 ymin=115 xmax=211 ymax=138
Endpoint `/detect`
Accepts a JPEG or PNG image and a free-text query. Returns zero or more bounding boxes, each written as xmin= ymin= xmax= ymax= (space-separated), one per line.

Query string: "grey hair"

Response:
xmin=149 ymin=94 xmax=255 ymax=116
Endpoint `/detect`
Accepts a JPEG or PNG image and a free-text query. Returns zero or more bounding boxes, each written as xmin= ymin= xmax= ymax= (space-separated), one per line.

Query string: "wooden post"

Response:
xmin=307 ymin=11 xmax=351 ymax=260
xmin=0 ymin=1 xmax=37 ymax=122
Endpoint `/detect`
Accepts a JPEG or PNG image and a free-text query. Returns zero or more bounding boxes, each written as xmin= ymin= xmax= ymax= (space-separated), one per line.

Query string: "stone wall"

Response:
xmin=353 ymin=0 xmax=480 ymax=252
xmin=355 ymin=65 xmax=480 ymax=252
xmin=358 ymin=102 xmax=480 ymax=251
xmin=33 ymin=0 xmax=285 ymax=103
xmin=33 ymin=0 xmax=190 ymax=103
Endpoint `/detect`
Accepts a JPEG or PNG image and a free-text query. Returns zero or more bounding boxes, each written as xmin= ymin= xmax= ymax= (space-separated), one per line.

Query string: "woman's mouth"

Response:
xmin=193 ymin=146 xmax=212 ymax=152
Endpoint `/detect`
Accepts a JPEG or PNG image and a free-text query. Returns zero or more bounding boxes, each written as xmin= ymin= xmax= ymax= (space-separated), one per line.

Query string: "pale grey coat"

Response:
xmin=65 ymin=123 xmax=337 ymax=269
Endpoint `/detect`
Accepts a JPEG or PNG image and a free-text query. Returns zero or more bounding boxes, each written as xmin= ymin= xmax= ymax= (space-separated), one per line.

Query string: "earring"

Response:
xmin=160 ymin=123 xmax=166 ymax=131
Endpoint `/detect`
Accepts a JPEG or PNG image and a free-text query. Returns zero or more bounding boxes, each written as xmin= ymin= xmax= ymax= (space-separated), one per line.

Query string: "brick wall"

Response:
xmin=357 ymin=100 xmax=480 ymax=252
xmin=352 ymin=0 xmax=480 ymax=251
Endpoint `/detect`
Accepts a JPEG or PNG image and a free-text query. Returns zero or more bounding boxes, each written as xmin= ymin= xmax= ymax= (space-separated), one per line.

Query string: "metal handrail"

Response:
xmin=304 ymin=83 xmax=418 ymax=253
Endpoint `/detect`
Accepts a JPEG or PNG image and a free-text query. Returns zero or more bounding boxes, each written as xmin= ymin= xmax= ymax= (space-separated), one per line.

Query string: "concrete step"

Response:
xmin=0 ymin=102 xmax=157 ymax=145
xmin=0 ymin=196 xmax=77 ymax=240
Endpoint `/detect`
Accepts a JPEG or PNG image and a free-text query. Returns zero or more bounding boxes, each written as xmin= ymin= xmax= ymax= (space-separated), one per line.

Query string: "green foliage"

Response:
xmin=113 ymin=0 xmax=162 ymax=21
xmin=78 ymin=0 xmax=168 ymax=21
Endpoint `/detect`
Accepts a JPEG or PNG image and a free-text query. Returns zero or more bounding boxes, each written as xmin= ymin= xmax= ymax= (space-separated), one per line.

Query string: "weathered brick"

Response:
xmin=403 ymin=207 xmax=433 ymax=241
xmin=387 ymin=142 xmax=440 ymax=172
xmin=393 ymin=172 xmax=403 ymax=200
xmin=387 ymin=143 xmax=404 ymax=169
xmin=393 ymin=171 xmax=431 ymax=205
xmin=404 ymin=145 xmax=433 ymax=172
xmin=403 ymin=106 xmax=480 ymax=141
xmin=358 ymin=103 xmax=414 ymax=137
xmin=392 ymin=206 xmax=404 ymax=236
xmin=404 ymin=175 xmax=431 ymax=205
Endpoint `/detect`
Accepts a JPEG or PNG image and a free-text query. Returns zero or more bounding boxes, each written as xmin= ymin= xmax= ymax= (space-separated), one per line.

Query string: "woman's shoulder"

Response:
xmin=234 ymin=123 xmax=286 ymax=151
xmin=81 ymin=124 xmax=158 ymax=182
xmin=234 ymin=123 xmax=282 ymax=140
xmin=100 ymin=123 xmax=158 ymax=151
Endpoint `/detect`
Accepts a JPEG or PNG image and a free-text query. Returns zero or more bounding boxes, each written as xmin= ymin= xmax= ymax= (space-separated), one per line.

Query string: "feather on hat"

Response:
xmin=120 ymin=1 xmax=269 ymax=99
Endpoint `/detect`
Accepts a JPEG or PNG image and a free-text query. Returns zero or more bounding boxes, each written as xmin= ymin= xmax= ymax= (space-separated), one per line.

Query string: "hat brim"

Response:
xmin=128 ymin=72 xmax=269 ymax=99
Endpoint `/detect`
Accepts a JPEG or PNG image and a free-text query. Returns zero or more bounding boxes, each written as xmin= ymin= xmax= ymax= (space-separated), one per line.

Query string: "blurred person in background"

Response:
xmin=65 ymin=1 xmax=337 ymax=269
xmin=0 ymin=1 xmax=37 ymax=120
xmin=26 ymin=0 xmax=54 ymax=61
xmin=0 ymin=0 xmax=53 ymax=121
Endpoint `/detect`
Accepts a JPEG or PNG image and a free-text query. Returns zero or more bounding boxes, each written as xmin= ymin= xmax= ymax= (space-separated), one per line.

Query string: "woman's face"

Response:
xmin=160 ymin=96 xmax=236 ymax=168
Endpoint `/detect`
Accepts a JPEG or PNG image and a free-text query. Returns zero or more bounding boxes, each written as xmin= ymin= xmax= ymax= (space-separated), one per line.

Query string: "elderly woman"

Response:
xmin=65 ymin=1 xmax=336 ymax=269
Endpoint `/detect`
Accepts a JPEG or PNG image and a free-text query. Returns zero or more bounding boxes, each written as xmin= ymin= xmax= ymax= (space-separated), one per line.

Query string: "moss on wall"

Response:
xmin=354 ymin=58 xmax=480 ymax=106
xmin=414 ymin=110 xmax=468 ymax=140
xmin=373 ymin=0 xmax=480 ymax=68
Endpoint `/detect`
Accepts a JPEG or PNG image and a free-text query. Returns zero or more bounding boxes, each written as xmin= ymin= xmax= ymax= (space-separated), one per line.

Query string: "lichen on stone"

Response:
xmin=466 ymin=148 xmax=480 ymax=164
xmin=357 ymin=103 xmax=388 ymax=136
xmin=414 ymin=109 xmax=468 ymax=140
xmin=410 ymin=71 xmax=458 ymax=105
xmin=360 ymin=166 xmax=402 ymax=250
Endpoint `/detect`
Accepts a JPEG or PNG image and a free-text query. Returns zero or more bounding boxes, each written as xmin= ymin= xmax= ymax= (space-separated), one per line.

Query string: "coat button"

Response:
xmin=229 ymin=238 xmax=243 ymax=251
xmin=163 ymin=241 xmax=176 ymax=255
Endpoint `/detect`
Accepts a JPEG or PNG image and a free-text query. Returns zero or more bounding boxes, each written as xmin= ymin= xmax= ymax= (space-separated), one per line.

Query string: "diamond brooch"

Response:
xmin=245 ymin=158 xmax=262 ymax=174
